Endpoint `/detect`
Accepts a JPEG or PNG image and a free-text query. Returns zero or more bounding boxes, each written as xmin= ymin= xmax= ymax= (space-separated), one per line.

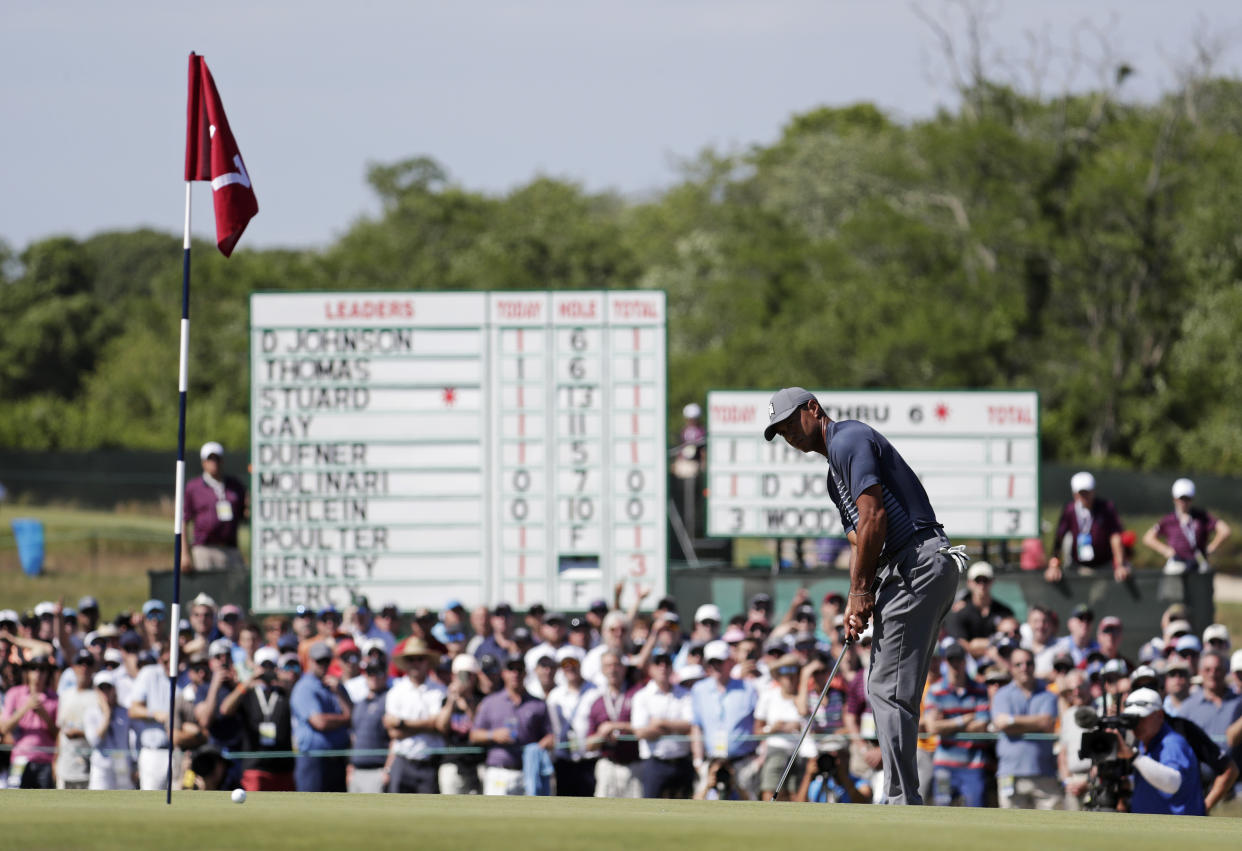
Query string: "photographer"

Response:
xmin=1115 ymin=688 xmax=1204 ymax=816
xmin=693 ymin=757 xmax=749 ymax=800
xmin=794 ymin=736 xmax=870 ymax=803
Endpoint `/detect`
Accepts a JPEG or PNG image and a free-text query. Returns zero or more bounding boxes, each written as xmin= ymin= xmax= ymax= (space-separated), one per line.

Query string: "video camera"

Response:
xmin=1075 ymin=705 xmax=1136 ymax=811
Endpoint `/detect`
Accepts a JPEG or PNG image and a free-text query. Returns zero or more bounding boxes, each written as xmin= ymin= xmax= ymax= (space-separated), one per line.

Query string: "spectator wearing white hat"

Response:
xmin=678 ymin=402 xmax=705 ymax=465
xmin=84 ymin=669 xmax=134 ymax=790
xmin=946 ymin=561 xmax=1014 ymax=659
xmin=435 ymin=652 xmax=485 ymax=794
xmin=1202 ymin=624 xmax=1231 ymax=655
xmin=1116 ymin=688 xmax=1205 ymax=816
xmin=546 ymin=644 xmax=598 ymax=796
xmin=181 ymin=441 xmax=247 ymax=573
xmin=194 ymin=637 xmax=245 ymax=788
xmin=673 ymin=605 xmax=721 ymax=673
xmin=690 ymin=639 xmax=760 ymax=798
xmin=1142 ymin=478 xmax=1231 ymax=575
xmin=1045 ymin=471 xmax=1129 ymax=583
xmin=218 ymin=645 xmax=295 ymax=792
xmin=1231 ymin=649 xmax=1242 ymax=693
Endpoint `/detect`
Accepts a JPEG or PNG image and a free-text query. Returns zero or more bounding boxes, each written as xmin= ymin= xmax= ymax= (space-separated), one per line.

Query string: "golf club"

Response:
xmin=769 ymin=639 xmax=852 ymax=802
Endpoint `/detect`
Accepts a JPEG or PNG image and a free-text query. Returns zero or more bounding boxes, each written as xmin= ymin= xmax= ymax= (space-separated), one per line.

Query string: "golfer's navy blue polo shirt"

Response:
xmin=823 ymin=420 xmax=940 ymax=558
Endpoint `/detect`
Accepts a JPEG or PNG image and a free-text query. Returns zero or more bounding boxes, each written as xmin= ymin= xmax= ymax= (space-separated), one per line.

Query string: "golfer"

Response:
xmin=764 ymin=387 xmax=965 ymax=805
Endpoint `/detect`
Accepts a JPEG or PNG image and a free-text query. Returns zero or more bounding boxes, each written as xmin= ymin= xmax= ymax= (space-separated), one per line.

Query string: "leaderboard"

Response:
xmin=250 ymin=291 xmax=666 ymax=613
xmin=707 ymin=390 xmax=1039 ymax=539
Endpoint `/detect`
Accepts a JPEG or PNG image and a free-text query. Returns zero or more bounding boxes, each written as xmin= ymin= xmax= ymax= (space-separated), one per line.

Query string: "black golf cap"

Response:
xmin=764 ymin=387 xmax=816 ymax=441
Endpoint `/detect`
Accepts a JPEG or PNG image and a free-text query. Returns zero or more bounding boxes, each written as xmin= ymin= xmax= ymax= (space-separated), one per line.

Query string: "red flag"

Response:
xmin=185 ymin=53 xmax=258 ymax=257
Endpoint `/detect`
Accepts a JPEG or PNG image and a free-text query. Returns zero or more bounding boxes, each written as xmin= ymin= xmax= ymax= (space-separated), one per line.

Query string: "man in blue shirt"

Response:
xmin=991 ymin=647 xmax=1060 ymax=809
xmin=765 ymin=388 xmax=966 ymax=805
xmin=1117 ymin=687 xmax=1205 ymax=816
xmin=1177 ymin=651 xmax=1242 ymax=775
xmin=690 ymin=640 xmax=759 ymax=797
xmin=290 ymin=641 xmax=353 ymax=792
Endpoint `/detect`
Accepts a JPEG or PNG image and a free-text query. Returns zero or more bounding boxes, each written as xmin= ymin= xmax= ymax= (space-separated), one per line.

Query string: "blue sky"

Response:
xmin=2 ymin=0 xmax=1238 ymax=251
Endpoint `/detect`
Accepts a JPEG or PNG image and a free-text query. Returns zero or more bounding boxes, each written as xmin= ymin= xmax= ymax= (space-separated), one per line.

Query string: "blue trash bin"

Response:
xmin=11 ymin=517 xmax=45 ymax=577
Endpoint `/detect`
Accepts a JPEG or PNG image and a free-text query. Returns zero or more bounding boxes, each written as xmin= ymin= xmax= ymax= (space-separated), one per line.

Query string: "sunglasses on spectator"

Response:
xmin=1054 ymin=664 xmax=1073 ymax=673
xmin=1011 ymin=660 xmax=1034 ymax=668
xmin=1177 ymin=649 xmax=1199 ymax=657
xmin=341 ymin=654 xmax=360 ymax=664
xmin=190 ymin=664 xmax=209 ymax=673
xmin=258 ymin=661 xmax=277 ymax=670
xmin=146 ymin=612 xmax=165 ymax=621
xmin=365 ymin=663 xmax=386 ymax=675
xmin=775 ymin=666 xmax=800 ymax=676
xmin=1101 ymin=626 xmax=1121 ymax=634
xmin=1165 ymin=669 xmax=1188 ymax=678
xmin=650 ymin=657 xmax=672 ymax=666
xmin=972 ymin=577 xmax=992 ymax=585
xmin=105 ymin=661 xmax=122 ymax=669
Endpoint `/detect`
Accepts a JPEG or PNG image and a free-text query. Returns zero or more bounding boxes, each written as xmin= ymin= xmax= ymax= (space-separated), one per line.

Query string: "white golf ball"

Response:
xmin=231 ymin=788 xmax=247 ymax=804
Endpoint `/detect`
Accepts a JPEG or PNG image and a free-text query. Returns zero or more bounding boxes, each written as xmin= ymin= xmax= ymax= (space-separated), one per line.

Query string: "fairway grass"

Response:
xmin=5 ymin=791 xmax=1239 ymax=851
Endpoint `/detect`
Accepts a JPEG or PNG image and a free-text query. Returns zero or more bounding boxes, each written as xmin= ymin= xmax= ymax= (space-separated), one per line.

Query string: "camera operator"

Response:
xmin=794 ymin=735 xmax=871 ymax=803
xmin=693 ymin=758 xmax=749 ymax=800
xmin=1115 ymin=688 xmax=1204 ymax=816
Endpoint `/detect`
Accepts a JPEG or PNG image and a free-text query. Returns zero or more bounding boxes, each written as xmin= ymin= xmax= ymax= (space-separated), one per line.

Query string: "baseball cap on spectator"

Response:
xmin=533 ymin=653 xmax=556 ymax=670
xmin=361 ymin=638 xmax=386 ymax=657
xmin=95 ymin=623 xmax=120 ymax=640
xmin=1052 ymin=653 xmax=1075 ymax=673
xmin=293 ymin=605 xmax=311 ymax=618
xmin=1164 ymin=619 xmax=1193 ymax=641
xmin=1231 ymin=649 xmax=1242 ymax=675
xmin=103 ymin=648 xmax=124 ymax=667
xmin=527 ymin=603 xmax=547 ymax=617
xmin=763 ymin=387 xmax=816 ymax=440
xmin=744 ymin=618 xmax=768 ymax=635
xmin=254 ymin=646 xmax=280 ymax=667
xmin=73 ymin=648 xmax=94 ymax=666
xmin=991 ymin=635 xmax=1018 ymax=656
xmin=1069 ymin=603 xmax=1094 ymax=622
xmin=722 ymin=625 xmax=747 ymax=644
xmin=1099 ymin=616 xmax=1122 ymax=632
xmin=120 ymin=632 xmax=142 ymax=652
xmin=748 ymin=593 xmax=773 ymax=612
xmin=793 ymin=631 xmax=817 ymax=649
xmin=657 ymin=613 xmax=681 ymax=628
xmin=794 ymin=604 xmax=816 ymax=621
xmin=394 ymin=636 xmax=441 ymax=661
xmin=308 ymin=641 xmax=334 ymax=663
xmin=944 ymin=643 xmax=967 ymax=662
xmin=1138 ymin=644 xmax=1160 ymax=665
xmin=556 ymin=645 xmax=585 ymax=666
xmin=278 ymin=652 xmax=301 ymax=670
xmin=318 ymin=605 xmax=340 ymax=621
xmin=93 ymin=669 xmax=115 ymax=688
xmin=219 ymin=604 xmax=242 ymax=621
xmin=703 ymin=640 xmax=730 ymax=663
xmin=1171 ymin=478 xmax=1196 ymax=499
xmin=967 ymin=561 xmax=994 ymax=582
xmin=335 ymin=638 xmax=360 ymax=659
xmin=380 ymin=602 xmax=401 ymax=618
xmin=649 ymin=647 xmax=673 ymax=665
xmin=0 ymin=609 xmax=19 ymax=628
xmin=452 ymin=654 xmax=481 ymax=675
xmin=78 ymin=596 xmax=99 ymax=612
xmin=200 ymin=441 xmax=224 ymax=460
xmin=512 ymin=626 xmax=533 ymax=645
xmin=142 ymin=599 xmax=166 ymax=618
xmin=544 ymin=611 xmax=567 ymax=626
xmin=478 ymin=654 xmax=501 ymax=675
xmin=1130 ymin=665 xmax=1158 ymax=689
xmin=568 ymin=616 xmax=590 ymax=633
xmin=1203 ymin=624 xmax=1230 ymax=648
xmin=773 ymin=653 xmax=802 ymax=677
xmin=822 ymin=592 xmax=845 ymax=607
xmin=695 ymin=604 xmax=722 ymax=625
xmin=588 ymin=599 xmax=609 ymax=615
xmin=492 ymin=602 xmax=513 ymax=617
xmin=676 ymin=663 xmax=707 ymax=686
xmin=656 ymin=596 xmax=679 ymax=613
xmin=1101 ymin=658 xmax=1128 ymax=679
xmin=1175 ymin=635 xmax=1202 ymax=654
xmin=1070 ymin=471 xmax=1096 ymax=493
xmin=277 ymin=633 xmax=299 ymax=653
xmin=191 ymin=592 xmax=217 ymax=610
xmin=1164 ymin=656 xmax=1191 ymax=674
xmin=208 ymin=638 xmax=233 ymax=658
xmin=1122 ymin=687 xmax=1163 ymax=718
xmin=34 ymin=601 xmax=56 ymax=618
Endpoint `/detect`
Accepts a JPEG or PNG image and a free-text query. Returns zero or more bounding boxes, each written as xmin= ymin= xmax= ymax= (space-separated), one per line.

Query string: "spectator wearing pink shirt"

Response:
xmin=0 ymin=655 xmax=59 ymax=788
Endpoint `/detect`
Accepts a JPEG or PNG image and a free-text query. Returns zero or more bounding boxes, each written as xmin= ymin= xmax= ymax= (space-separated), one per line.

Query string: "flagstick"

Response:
xmin=166 ymin=181 xmax=193 ymax=805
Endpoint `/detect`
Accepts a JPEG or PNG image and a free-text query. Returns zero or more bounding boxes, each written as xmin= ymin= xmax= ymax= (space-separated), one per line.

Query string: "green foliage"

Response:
xmin=3 ymin=71 xmax=1242 ymax=477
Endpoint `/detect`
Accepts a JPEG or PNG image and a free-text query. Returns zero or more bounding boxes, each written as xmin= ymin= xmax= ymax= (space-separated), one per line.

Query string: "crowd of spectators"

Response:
xmin=2 ymin=578 xmax=1240 ymax=812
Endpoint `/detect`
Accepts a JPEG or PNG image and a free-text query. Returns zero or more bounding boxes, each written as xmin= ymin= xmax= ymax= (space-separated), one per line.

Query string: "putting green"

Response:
xmin=6 ymin=791 xmax=1237 ymax=850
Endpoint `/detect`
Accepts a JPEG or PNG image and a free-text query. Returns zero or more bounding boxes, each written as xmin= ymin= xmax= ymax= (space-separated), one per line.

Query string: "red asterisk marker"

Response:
xmin=443 ymin=387 xmax=456 ymax=406
xmin=934 ymin=402 xmax=950 ymax=421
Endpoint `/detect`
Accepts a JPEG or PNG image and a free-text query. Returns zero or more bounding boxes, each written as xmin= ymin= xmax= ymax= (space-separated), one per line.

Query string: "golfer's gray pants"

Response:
xmin=867 ymin=529 xmax=960 ymax=805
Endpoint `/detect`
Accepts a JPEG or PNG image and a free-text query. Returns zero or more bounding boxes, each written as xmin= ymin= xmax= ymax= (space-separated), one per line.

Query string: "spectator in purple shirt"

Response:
xmin=470 ymin=657 xmax=553 ymax=796
xmin=1142 ymin=478 xmax=1231 ymax=575
xmin=181 ymin=441 xmax=247 ymax=573
xmin=1045 ymin=471 xmax=1129 ymax=583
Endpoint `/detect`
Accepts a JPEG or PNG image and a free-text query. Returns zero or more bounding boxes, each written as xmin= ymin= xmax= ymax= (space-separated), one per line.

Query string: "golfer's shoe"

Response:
xmin=939 ymin=545 xmax=970 ymax=573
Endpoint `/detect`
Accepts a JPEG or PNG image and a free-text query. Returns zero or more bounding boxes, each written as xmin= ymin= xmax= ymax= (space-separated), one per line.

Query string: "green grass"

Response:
xmin=3 ymin=791 xmax=1239 ymax=850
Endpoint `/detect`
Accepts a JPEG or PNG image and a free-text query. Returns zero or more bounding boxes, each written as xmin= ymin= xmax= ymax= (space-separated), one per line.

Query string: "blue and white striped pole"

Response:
xmin=166 ymin=181 xmax=193 ymax=804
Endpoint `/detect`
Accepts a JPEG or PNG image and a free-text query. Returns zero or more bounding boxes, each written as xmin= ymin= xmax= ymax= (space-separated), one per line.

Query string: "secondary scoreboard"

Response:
xmin=706 ymin=390 xmax=1039 ymax=539
xmin=250 ymin=291 xmax=666 ymax=613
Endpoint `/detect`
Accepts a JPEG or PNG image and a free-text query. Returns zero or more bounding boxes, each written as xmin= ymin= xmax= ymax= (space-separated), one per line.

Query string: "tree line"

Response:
xmin=2 ymin=73 xmax=1241 ymax=475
